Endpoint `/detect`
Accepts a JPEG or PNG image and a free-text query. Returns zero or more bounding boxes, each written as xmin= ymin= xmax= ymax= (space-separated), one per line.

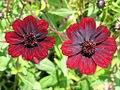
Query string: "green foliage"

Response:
xmin=0 ymin=0 xmax=120 ymax=89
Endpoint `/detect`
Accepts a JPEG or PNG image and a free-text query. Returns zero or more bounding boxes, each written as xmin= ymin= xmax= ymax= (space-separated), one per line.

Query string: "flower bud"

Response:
xmin=97 ymin=0 xmax=105 ymax=8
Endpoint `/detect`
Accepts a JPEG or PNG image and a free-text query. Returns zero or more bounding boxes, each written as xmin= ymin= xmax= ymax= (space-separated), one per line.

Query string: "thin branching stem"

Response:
xmin=43 ymin=11 xmax=66 ymax=42
xmin=68 ymin=69 xmax=103 ymax=89
xmin=6 ymin=0 xmax=11 ymax=25
xmin=21 ymin=1 xmax=68 ymax=39
xmin=19 ymin=3 xmax=25 ymax=19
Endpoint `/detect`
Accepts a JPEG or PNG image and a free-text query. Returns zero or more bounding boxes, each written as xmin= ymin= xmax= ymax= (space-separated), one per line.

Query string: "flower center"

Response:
xmin=82 ymin=40 xmax=95 ymax=55
xmin=24 ymin=33 xmax=36 ymax=46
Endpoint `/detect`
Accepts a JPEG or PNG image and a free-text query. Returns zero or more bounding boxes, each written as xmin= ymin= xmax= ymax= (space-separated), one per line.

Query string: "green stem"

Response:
xmin=19 ymin=3 xmax=25 ymax=19
xmin=43 ymin=11 xmax=67 ymax=41
xmin=21 ymin=0 xmax=68 ymax=39
xmin=6 ymin=0 xmax=11 ymax=25
xmin=68 ymin=69 xmax=103 ymax=89
xmin=13 ymin=58 xmax=19 ymax=90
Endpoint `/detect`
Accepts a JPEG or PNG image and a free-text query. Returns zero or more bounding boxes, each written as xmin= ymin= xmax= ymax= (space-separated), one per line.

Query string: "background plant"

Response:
xmin=0 ymin=0 xmax=120 ymax=90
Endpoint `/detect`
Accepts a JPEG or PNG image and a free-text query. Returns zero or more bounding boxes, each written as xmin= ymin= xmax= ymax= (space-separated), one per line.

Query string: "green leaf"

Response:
xmin=54 ymin=36 xmax=63 ymax=59
xmin=0 ymin=33 xmax=9 ymax=50
xmin=19 ymin=72 xmax=41 ymax=90
xmin=40 ymin=0 xmax=46 ymax=10
xmin=80 ymin=80 xmax=89 ymax=90
xmin=0 ymin=56 xmax=10 ymax=71
xmin=40 ymin=75 xmax=57 ymax=88
xmin=11 ymin=68 xmax=17 ymax=74
xmin=60 ymin=56 xmax=68 ymax=77
xmin=35 ymin=58 xmax=55 ymax=74
xmin=114 ymin=70 xmax=120 ymax=90
xmin=49 ymin=8 xmax=77 ymax=16
xmin=48 ymin=0 xmax=63 ymax=7
xmin=68 ymin=69 xmax=80 ymax=81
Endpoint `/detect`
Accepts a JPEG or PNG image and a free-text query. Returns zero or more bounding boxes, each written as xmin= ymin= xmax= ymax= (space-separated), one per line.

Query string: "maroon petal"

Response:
xmin=38 ymin=37 xmax=55 ymax=49
xmin=8 ymin=44 xmax=25 ymax=57
xmin=32 ymin=58 xmax=40 ymax=64
xmin=37 ymin=20 xmax=49 ymax=30
xmin=92 ymin=50 xmax=113 ymax=68
xmin=80 ymin=17 xmax=96 ymax=41
xmin=96 ymin=38 xmax=117 ymax=54
xmin=12 ymin=20 xmax=25 ymax=36
xmin=22 ymin=48 xmax=34 ymax=60
xmin=35 ymin=20 xmax=49 ymax=39
xmin=67 ymin=53 xmax=82 ymax=69
xmin=34 ymin=45 xmax=48 ymax=60
xmin=61 ymin=40 xmax=82 ymax=56
xmin=92 ymin=25 xmax=110 ymax=43
xmin=5 ymin=31 xmax=24 ymax=44
xmin=79 ymin=56 xmax=96 ymax=75
xmin=66 ymin=23 xmax=84 ymax=42
xmin=23 ymin=16 xmax=37 ymax=33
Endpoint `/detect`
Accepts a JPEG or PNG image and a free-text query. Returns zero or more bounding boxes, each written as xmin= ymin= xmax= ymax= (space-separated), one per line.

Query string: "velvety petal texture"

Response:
xmin=5 ymin=31 xmax=24 ymax=44
xmin=79 ymin=56 xmax=96 ymax=75
xmin=66 ymin=23 xmax=84 ymax=42
xmin=5 ymin=16 xmax=55 ymax=64
xmin=8 ymin=45 xmax=25 ymax=57
xmin=38 ymin=37 xmax=55 ymax=49
xmin=12 ymin=20 xmax=25 ymax=37
xmin=61 ymin=40 xmax=81 ymax=56
xmin=67 ymin=53 xmax=82 ymax=69
xmin=61 ymin=17 xmax=117 ymax=75
xmin=80 ymin=17 xmax=96 ymax=41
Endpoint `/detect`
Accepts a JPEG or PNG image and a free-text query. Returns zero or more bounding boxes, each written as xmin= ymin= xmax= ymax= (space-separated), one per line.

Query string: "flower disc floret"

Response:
xmin=82 ymin=40 xmax=95 ymax=55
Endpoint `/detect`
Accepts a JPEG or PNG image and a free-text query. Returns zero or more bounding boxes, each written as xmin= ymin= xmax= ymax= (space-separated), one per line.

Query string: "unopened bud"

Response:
xmin=97 ymin=0 xmax=105 ymax=8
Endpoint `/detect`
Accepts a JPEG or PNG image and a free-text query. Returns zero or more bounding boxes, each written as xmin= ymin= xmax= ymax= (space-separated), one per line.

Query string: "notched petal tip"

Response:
xmin=93 ymin=25 xmax=110 ymax=43
xmin=5 ymin=31 xmax=24 ymax=44
xmin=66 ymin=23 xmax=84 ymax=42
xmin=12 ymin=19 xmax=25 ymax=36
xmin=23 ymin=15 xmax=37 ymax=22
xmin=80 ymin=17 xmax=96 ymax=29
xmin=79 ymin=56 xmax=96 ymax=75
xmin=37 ymin=19 xmax=49 ymax=29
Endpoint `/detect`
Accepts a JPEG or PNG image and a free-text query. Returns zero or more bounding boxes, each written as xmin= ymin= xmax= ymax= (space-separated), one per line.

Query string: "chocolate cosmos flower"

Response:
xmin=5 ymin=16 xmax=55 ymax=64
xmin=61 ymin=17 xmax=117 ymax=75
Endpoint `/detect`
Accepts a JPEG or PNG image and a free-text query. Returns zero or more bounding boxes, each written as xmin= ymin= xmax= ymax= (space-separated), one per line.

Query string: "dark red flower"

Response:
xmin=61 ymin=17 xmax=117 ymax=75
xmin=5 ymin=16 xmax=55 ymax=64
